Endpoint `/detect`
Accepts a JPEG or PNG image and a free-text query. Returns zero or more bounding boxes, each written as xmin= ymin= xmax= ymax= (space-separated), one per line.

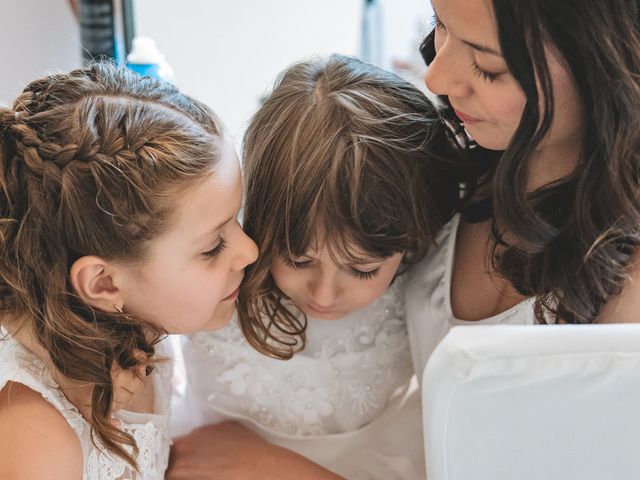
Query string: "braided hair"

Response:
xmin=0 ymin=63 xmax=223 ymax=469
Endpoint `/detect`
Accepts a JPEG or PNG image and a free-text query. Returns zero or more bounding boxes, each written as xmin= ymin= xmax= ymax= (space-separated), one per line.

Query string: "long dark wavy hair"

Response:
xmin=421 ymin=0 xmax=640 ymax=323
xmin=238 ymin=55 xmax=463 ymax=358
xmin=0 ymin=63 xmax=223 ymax=468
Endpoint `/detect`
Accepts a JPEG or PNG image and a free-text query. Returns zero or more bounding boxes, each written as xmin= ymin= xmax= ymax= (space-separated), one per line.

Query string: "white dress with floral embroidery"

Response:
xmin=176 ymin=276 xmax=426 ymax=480
xmin=0 ymin=332 xmax=172 ymax=480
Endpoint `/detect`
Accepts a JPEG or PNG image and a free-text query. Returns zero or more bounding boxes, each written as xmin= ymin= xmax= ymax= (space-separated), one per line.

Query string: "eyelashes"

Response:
xmin=471 ymin=63 xmax=499 ymax=82
xmin=433 ymin=16 xmax=444 ymax=31
xmin=282 ymin=257 xmax=312 ymax=269
xmin=282 ymin=257 xmax=380 ymax=280
xmin=432 ymin=13 xmax=500 ymax=83
xmin=351 ymin=268 xmax=380 ymax=280
xmin=202 ymin=237 xmax=227 ymax=259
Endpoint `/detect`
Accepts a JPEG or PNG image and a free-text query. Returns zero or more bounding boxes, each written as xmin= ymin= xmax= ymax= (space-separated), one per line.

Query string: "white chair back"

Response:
xmin=422 ymin=324 xmax=640 ymax=480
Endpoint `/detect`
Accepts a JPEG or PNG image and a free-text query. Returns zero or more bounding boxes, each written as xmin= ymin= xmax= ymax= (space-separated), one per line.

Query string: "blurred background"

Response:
xmin=1 ymin=0 xmax=433 ymax=143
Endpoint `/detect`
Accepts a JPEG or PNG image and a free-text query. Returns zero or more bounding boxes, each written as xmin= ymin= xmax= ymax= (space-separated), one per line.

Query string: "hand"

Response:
xmin=166 ymin=421 xmax=343 ymax=480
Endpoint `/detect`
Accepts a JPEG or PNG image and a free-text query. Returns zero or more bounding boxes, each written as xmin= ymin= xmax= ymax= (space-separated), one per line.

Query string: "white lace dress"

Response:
xmin=0 ymin=332 xmax=172 ymax=480
xmin=176 ymin=276 xmax=427 ymax=479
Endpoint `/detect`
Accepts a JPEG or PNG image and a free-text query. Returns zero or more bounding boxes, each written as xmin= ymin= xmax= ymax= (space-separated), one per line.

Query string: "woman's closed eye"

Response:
xmin=471 ymin=62 xmax=500 ymax=82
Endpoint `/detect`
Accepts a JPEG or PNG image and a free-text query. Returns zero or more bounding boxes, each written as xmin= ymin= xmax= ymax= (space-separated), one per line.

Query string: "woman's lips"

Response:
xmin=453 ymin=108 xmax=482 ymax=124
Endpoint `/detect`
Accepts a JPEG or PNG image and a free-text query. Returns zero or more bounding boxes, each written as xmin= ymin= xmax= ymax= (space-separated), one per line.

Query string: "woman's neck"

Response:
xmin=526 ymin=138 xmax=580 ymax=192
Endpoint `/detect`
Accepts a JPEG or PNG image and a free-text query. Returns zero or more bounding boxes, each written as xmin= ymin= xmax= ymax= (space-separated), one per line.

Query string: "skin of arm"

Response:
xmin=596 ymin=254 xmax=640 ymax=324
xmin=0 ymin=382 xmax=83 ymax=480
xmin=166 ymin=421 xmax=344 ymax=480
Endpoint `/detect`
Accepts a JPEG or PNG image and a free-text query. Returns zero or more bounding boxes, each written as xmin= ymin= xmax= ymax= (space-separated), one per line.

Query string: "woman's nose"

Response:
xmin=424 ymin=39 xmax=472 ymax=99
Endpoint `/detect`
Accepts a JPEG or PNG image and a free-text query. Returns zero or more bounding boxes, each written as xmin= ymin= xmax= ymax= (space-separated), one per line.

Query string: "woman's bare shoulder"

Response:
xmin=0 ymin=381 xmax=83 ymax=479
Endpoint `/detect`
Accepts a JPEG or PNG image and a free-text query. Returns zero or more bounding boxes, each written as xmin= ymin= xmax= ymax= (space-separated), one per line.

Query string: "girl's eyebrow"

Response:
xmin=348 ymin=258 xmax=385 ymax=266
xmin=195 ymin=215 xmax=234 ymax=244
xmin=292 ymin=252 xmax=384 ymax=266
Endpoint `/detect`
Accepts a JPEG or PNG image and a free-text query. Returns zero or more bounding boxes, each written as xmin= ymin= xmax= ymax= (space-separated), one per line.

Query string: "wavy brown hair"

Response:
xmin=0 ymin=63 xmax=223 ymax=468
xmin=238 ymin=55 xmax=463 ymax=359
xmin=420 ymin=0 xmax=640 ymax=323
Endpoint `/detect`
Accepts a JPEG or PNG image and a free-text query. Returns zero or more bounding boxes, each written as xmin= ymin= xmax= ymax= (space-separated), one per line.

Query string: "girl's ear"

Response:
xmin=69 ymin=256 xmax=124 ymax=312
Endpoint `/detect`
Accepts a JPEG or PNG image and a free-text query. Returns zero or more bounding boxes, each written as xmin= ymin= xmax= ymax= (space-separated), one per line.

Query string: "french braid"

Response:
xmin=0 ymin=63 xmax=223 ymax=469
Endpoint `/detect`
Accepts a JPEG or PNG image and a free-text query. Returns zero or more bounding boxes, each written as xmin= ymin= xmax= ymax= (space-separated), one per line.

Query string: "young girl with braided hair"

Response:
xmin=0 ymin=63 xmax=258 ymax=479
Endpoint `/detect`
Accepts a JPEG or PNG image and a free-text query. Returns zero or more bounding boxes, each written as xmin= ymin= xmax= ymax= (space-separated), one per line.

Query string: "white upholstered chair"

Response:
xmin=422 ymin=324 xmax=640 ymax=480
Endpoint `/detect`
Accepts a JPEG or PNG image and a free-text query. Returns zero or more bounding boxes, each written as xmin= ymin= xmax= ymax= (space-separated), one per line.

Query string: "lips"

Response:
xmin=306 ymin=303 xmax=335 ymax=315
xmin=452 ymin=108 xmax=481 ymax=124
xmin=222 ymin=285 xmax=240 ymax=301
xmin=222 ymin=276 xmax=243 ymax=301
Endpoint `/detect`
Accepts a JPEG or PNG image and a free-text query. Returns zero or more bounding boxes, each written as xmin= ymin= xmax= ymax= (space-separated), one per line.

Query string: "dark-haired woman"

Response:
xmin=407 ymin=0 xmax=640 ymax=376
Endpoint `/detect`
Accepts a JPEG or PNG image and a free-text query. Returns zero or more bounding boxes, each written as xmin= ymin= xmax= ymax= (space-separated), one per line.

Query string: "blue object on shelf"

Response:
xmin=127 ymin=63 xmax=161 ymax=79
xmin=126 ymin=36 xmax=174 ymax=83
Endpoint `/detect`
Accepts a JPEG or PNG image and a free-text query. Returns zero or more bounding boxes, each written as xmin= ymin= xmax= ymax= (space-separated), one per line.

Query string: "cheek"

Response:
xmin=358 ymin=281 xmax=389 ymax=305
xmin=471 ymin=86 xmax=526 ymax=150
xmin=485 ymin=86 xmax=526 ymax=129
xmin=349 ymin=267 xmax=400 ymax=309
xmin=270 ymin=262 xmax=301 ymax=297
xmin=204 ymin=267 xmax=234 ymax=303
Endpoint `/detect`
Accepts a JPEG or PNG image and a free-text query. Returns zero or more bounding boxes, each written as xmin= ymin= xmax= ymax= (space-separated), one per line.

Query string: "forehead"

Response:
xmin=299 ymin=225 xmax=385 ymax=264
xmin=161 ymin=140 xmax=242 ymax=244
xmin=432 ymin=0 xmax=501 ymax=50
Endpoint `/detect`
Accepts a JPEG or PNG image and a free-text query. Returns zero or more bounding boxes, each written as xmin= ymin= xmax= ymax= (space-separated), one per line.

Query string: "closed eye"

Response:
xmin=283 ymin=257 xmax=312 ymax=269
xmin=351 ymin=267 xmax=380 ymax=280
xmin=202 ymin=237 xmax=227 ymax=259
xmin=471 ymin=62 xmax=500 ymax=83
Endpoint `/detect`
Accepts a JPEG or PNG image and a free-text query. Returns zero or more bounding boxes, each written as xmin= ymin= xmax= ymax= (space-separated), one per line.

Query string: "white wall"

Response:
xmin=0 ymin=0 xmax=81 ymax=106
xmin=135 ymin=0 xmax=363 ymax=143
xmin=374 ymin=0 xmax=433 ymax=71
xmin=0 ymin=0 xmax=432 ymax=139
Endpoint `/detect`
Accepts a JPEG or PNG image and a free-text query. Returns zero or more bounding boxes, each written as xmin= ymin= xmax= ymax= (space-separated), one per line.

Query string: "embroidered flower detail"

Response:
xmin=290 ymin=387 xmax=333 ymax=424
xmin=217 ymin=362 xmax=265 ymax=396
xmin=374 ymin=320 xmax=406 ymax=365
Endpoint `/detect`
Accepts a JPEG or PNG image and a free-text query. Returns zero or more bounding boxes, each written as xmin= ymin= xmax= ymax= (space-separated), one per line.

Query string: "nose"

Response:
xmin=424 ymin=38 xmax=471 ymax=99
xmin=307 ymin=270 xmax=340 ymax=308
xmin=232 ymin=225 xmax=259 ymax=271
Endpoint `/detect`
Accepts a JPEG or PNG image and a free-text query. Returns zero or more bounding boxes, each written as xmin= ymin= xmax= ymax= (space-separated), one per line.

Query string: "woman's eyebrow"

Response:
xmin=462 ymin=39 xmax=502 ymax=57
xmin=433 ymin=9 xmax=502 ymax=57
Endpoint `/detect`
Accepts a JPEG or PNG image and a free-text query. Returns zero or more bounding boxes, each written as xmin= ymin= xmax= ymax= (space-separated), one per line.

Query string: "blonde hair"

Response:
xmin=0 ymin=63 xmax=224 ymax=468
xmin=238 ymin=55 xmax=462 ymax=359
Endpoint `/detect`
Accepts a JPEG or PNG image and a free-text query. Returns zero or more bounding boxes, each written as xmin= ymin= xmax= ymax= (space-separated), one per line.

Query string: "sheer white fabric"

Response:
xmin=0 ymin=332 xmax=172 ymax=480
xmin=176 ymin=276 xmax=426 ymax=479
xmin=405 ymin=214 xmax=536 ymax=380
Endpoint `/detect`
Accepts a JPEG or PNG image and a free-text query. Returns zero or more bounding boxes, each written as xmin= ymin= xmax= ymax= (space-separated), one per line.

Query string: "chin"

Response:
xmin=467 ymin=132 xmax=511 ymax=152
xmin=206 ymin=305 xmax=236 ymax=331
xmin=301 ymin=306 xmax=347 ymax=321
